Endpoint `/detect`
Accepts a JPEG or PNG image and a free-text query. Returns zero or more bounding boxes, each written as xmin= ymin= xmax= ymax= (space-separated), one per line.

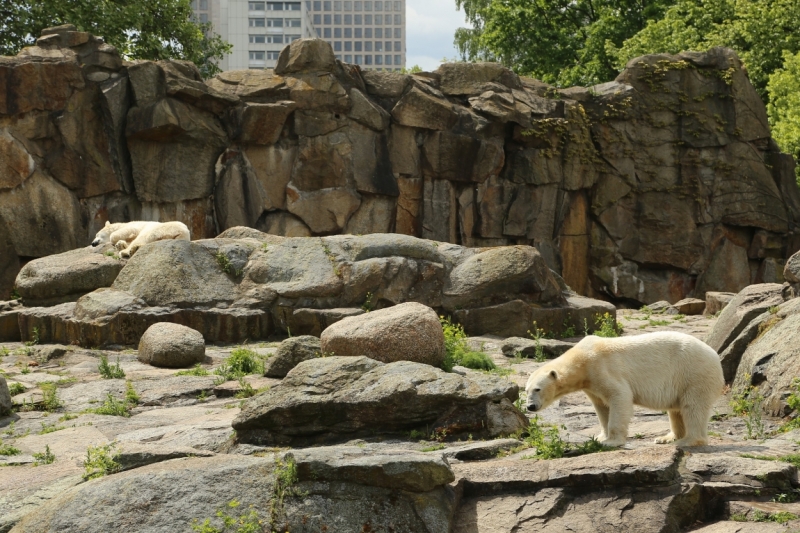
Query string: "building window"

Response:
xmin=354 ymin=27 xmax=362 ymax=37
xmin=393 ymin=14 xmax=401 ymax=24
xmin=267 ymin=17 xmax=283 ymax=26
xmin=375 ymin=54 xmax=383 ymax=64
xmin=313 ymin=13 xmax=321 ymax=23
xmin=286 ymin=18 xmax=301 ymax=26
xmin=365 ymin=41 xmax=372 ymax=51
xmin=250 ymin=1 xmax=265 ymax=10
xmin=375 ymin=0 xmax=382 ymax=9
xmin=384 ymin=1 xmax=391 ymax=10
xmin=375 ymin=41 xmax=382 ymax=51
xmin=249 ymin=17 xmax=266 ymax=26
xmin=334 ymin=0 xmax=342 ymax=9
xmin=316 ymin=28 xmax=321 ymax=36
xmin=364 ymin=0 xmax=372 ymax=10
xmin=355 ymin=54 xmax=363 ymax=64
xmin=199 ymin=13 xmax=208 ymax=22
xmin=269 ymin=35 xmax=284 ymax=43
xmin=334 ymin=14 xmax=341 ymax=23
xmin=314 ymin=0 xmax=321 ymax=8
xmin=200 ymin=0 xmax=209 ymax=9
xmin=355 ymin=0 xmax=362 ymax=9
xmin=364 ymin=14 xmax=372 ymax=24
xmin=336 ymin=54 xmax=342 ymax=60
xmin=354 ymin=41 xmax=362 ymax=51
xmin=287 ymin=34 xmax=301 ymax=41
xmin=394 ymin=40 xmax=400 ymax=51
xmin=365 ymin=54 xmax=372 ymax=64
xmin=344 ymin=17 xmax=352 ymax=27
xmin=344 ymin=0 xmax=352 ymax=9
xmin=354 ymin=14 xmax=362 ymax=23
xmin=364 ymin=27 xmax=372 ymax=38
xmin=324 ymin=27 xmax=331 ymax=37
xmin=267 ymin=1 xmax=283 ymax=9
xmin=375 ymin=14 xmax=382 ymax=24
xmin=191 ymin=0 xmax=197 ymax=8
xmin=267 ymin=51 xmax=281 ymax=59
xmin=323 ymin=0 xmax=331 ymax=9
xmin=375 ymin=27 xmax=382 ymax=38
xmin=334 ymin=27 xmax=342 ymax=37
xmin=288 ymin=2 xmax=302 ymax=10
xmin=393 ymin=27 xmax=400 ymax=38
xmin=324 ymin=13 xmax=331 ymax=23
xmin=345 ymin=54 xmax=352 ymax=62
xmin=249 ymin=51 xmax=266 ymax=60
xmin=344 ymin=41 xmax=352 ymax=51
xmin=394 ymin=54 xmax=401 ymax=65
xmin=334 ymin=41 xmax=342 ymax=51
xmin=385 ymin=15 xmax=392 ymax=24
xmin=249 ymin=34 xmax=266 ymax=43
xmin=385 ymin=54 xmax=391 ymax=64
xmin=394 ymin=0 xmax=400 ymax=10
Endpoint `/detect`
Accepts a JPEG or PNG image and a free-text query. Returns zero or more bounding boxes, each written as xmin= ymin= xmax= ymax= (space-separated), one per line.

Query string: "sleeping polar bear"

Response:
xmin=525 ymin=331 xmax=724 ymax=447
xmin=91 ymin=221 xmax=190 ymax=258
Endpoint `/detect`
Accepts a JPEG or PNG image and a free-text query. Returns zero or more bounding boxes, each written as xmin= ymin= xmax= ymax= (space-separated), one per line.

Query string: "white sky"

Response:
xmin=405 ymin=0 xmax=471 ymax=71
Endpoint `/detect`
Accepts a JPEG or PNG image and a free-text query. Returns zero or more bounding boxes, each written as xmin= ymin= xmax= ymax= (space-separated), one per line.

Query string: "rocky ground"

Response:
xmin=3 ymin=309 xmax=800 ymax=532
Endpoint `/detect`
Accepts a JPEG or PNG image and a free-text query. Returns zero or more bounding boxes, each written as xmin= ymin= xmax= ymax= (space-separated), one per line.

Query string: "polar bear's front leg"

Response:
xmin=655 ymin=411 xmax=685 ymax=444
xmin=585 ymin=391 xmax=610 ymax=441
xmin=601 ymin=390 xmax=634 ymax=447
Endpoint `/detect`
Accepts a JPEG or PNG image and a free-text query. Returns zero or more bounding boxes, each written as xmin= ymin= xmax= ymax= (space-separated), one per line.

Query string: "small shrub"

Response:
xmin=594 ymin=313 xmax=623 ymax=337
xmin=98 ymin=354 xmax=125 ymax=379
xmin=191 ymin=499 xmax=263 ymax=533
xmin=8 ymin=382 xmax=25 ymax=396
xmin=215 ymin=348 xmax=264 ymax=381
xmin=361 ymin=292 xmax=374 ymax=312
xmin=176 ymin=364 xmax=210 ymax=377
xmin=25 ymin=327 xmax=40 ymax=347
xmin=0 ymin=442 xmax=21 ymax=455
xmin=125 ymin=381 xmax=140 ymax=406
xmin=458 ymin=351 xmax=496 ymax=371
xmin=421 ymin=443 xmax=446 ymax=452
xmin=518 ymin=417 xmax=613 ymax=460
xmin=87 ymin=393 xmax=131 ymax=417
xmin=215 ymin=252 xmax=242 ymax=277
xmin=235 ymin=378 xmax=257 ymax=399
xmin=39 ymin=382 xmax=62 ymax=412
xmin=32 ymin=444 xmax=55 ymax=465
xmin=39 ymin=422 xmax=64 ymax=434
xmin=730 ymin=376 xmax=767 ymax=440
xmin=0 ymin=346 xmax=9 ymax=357
xmin=83 ymin=443 xmax=122 ymax=480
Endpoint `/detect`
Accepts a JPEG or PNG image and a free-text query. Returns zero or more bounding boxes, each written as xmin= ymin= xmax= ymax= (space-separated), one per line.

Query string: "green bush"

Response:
xmin=176 ymin=364 xmax=210 ymax=377
xmin=83 ymin=443 xmax=122 ymax=480
xmin=594 ymin=312 xmax=623 ymax=337
xmin=32 ymin=444 xmax=55 ymax=466
xmin=458 ymin=351 xmax=497 ymax=371
xmin=8 ymin=382 xmax=25 ymax=396
xmin=87 ymin=393 xmax=132 ymax=417
xmin=0 ymin=442 xmax=21 ymax=456
xmin=98 ymin=354 xmax=125 ymax=380
xmin=215 ymin=348 xmax=264 ymax=382
xmin=519 ymin=416 xmax=613 ymax=460
xmin=440 ymin=316 xmax=497 ymax=371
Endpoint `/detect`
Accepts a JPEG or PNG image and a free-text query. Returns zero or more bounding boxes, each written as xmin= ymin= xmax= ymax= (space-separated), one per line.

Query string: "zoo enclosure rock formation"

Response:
xmin=1 ymin=26 xmax=799 ymax=305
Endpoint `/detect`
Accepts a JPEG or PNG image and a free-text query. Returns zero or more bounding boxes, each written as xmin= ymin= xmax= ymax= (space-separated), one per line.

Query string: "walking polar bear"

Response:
xmin=91 ymin=221 xmax=190 ymax=258
xmin=525 ymin=331 xmax=724 ymax=447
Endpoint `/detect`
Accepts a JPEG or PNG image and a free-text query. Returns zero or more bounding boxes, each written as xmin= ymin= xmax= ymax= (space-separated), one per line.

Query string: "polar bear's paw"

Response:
xmin=119 ymin=249 xmax=132 ymax=259
xmin=598 ymin=437 xmax=626 ymax=447
xmin=114 ymin=241 xmax=128 ymax=251
xmin=596 ymin=432 xmax=607 ymax=441
xmin=654 ymin=432 xmax=676 ymax=444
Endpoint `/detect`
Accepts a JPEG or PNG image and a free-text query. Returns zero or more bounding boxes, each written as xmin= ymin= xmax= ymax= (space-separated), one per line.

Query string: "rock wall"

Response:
xmin=2 ymin=25 xmax=799 ymax=304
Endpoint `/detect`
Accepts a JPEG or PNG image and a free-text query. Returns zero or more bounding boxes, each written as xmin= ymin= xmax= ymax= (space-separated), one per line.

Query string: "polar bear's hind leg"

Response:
xmin=655 ymin=410 xmax=685 ymax=444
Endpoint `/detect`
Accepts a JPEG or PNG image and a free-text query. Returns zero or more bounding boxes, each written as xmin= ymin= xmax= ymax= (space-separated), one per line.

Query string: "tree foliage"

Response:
xmin=0 ymin=0 xmax=231 ymax=78
xmin=767 ymin=52 xmax=800 ymax=185
xmin=453 ymin=0 xmax=674 ymax=87
xmin=611 ymin=0 xmax=800 ymax=98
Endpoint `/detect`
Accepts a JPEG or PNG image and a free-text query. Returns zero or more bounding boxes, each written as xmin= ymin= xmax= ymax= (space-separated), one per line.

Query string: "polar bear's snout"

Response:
xmin=527 ymin=402 xmax=540 ymax=412
xmin=91 ymin=238 xmax=101 ymax=246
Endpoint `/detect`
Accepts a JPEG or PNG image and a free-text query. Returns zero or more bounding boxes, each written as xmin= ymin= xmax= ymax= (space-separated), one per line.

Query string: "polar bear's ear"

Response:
xmin=549 ymin=370 xmax=558 ymax=380
xmin=105 ymin=221 xmax=110 ymax=227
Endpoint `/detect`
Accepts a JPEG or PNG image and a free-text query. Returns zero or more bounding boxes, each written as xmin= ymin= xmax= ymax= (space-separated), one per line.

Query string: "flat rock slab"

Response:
xmin=233 ymin=355 xmax=526 ymax=445
xmin=441 ymin=438 xmax=522 ymax=461
xmin=288 ymin=445 xmax=455 ymax=492
xmin=500 ymin=337 xmax=574 ymax=358
xmin=705 ymin=283 xmax=785 ymax=354
xmin=685 ymin=453 xmax=796 ymax=490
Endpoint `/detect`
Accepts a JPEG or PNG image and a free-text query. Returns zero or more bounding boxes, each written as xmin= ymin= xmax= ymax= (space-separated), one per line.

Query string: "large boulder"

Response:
xmin=319 ymin=302 xmax=445 ymax=366
xmin=785 ymin=249 xmax=800 ymax=283
xmin=0 ymin=376 xmax=11 ymax=416
xmin=704 ymin=284 xmax=785 ymax=354
xmin=233 ymin=355 xmax=526 ymax=445
xmin=263 ymin=335 xmax=320 ymax=378
xmin=137 ymin=322 xmax=206 ymax=368
xmin=15 ymin=247 xmax=125 ymax=306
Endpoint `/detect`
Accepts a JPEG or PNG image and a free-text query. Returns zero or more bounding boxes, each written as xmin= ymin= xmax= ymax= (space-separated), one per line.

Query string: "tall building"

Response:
xmin=192 ymin=0 xmax=317 ymax=71
xmin=307 ymin=0 xmax=406 ymax=71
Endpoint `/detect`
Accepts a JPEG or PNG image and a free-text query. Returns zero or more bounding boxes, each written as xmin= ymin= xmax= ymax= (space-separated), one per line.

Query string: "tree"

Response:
xmin=0 ymin=0 xmax=231 ymax=78
xmin=611 ymin=0 xmax=800 ymax=99
xmin=453 ymin=0 xmax=674 ymax=87
xmin=767 ymin=51 xmax=800 ymax=185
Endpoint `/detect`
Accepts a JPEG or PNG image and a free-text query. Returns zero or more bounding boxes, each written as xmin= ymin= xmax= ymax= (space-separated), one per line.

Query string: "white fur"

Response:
xmin=525 ymin=331 xmax=724 ymax=447
xmin=92 ymin=220 xmax=190 ymax=258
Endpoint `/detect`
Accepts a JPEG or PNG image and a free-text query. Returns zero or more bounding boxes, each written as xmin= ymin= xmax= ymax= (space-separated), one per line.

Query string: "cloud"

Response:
xmin=405 ymin=0 xmax=471 ymax=70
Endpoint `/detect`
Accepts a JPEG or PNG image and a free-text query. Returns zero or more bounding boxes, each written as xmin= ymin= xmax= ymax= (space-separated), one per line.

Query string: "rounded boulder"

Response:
xmin=137 ymin=323 xmax=206 ymax=368
xmin=320 ymin=302 xmax=445 ymax=366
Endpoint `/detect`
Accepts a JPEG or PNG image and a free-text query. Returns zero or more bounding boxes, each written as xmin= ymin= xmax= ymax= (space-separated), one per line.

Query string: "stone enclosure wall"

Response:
xmin=2 ymin=25 xmax=799 ymax=304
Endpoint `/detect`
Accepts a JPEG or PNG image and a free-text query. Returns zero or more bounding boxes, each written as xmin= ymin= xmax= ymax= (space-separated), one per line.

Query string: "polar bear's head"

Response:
xmin=91 ymin=221 xmax=114 ymax=247
xmin=524 ymin=367 xmax=559 ymax=412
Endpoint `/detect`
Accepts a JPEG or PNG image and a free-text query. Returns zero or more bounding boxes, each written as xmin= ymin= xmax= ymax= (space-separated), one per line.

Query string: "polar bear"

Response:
xmin=525 ymin=331 xmax=724 ymax=447
xmin=91 ymin=221 xmax=190 ymax=258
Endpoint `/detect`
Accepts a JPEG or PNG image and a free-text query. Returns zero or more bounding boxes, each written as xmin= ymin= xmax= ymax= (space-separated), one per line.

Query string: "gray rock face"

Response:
xmin=320 ymin=302 xmax=445 ymax=366
xmin=785 ymin=249 xmax=800 ymax=283
xmin=705 ymin=283 xmax=785 ymax=354
xmin=500 ymin=337 xmax=574 ymax=359
xmin=0 ymin=376 xmax=11 ymax=416
xmin=705 ymin=291 xmax=736 ymax=315
xmin=233 ymin=355 xmax=526 ymax=445
xmin=137 ymin=322 xmax=205 ymax=368
xmin=263 ymin=335 xmax=320 ymax=378
xmin=10 ymin=454 xmax=455 ymax=533
xmin=15 ymin=247 xmax=125 ymax=306
xmin=673 ymin=298 xmax=706 ymax=315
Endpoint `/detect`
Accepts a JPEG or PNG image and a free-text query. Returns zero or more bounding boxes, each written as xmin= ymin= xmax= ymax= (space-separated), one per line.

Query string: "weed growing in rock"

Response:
xmin=215 ymin=348 xmax=265 ymax=382
xmin=594 ymin=313 xmax=622 ymax=337
xmin=59 ymin=413 xmax=78 ymax=422
xmin=25 ymin=327 xmax=40 ymax=347
xmin=191 ymin=499 xmax=263 ymax=533
xmin=0 ymin=442 xmax=21 ymax=455
xmin=235 ymin=378 xmax=257 ymax=399
xmin=20 ymin=365 xmax=30 ymax=374
xmin=39 ymin=382 xmax=62 ymax=412
xmin=730 ymin=377 xmax=767 ymax=440
xmin=361 ymin=292 xmax=374 ymax=312
xmin=527 ymin=322 xmax=547 ymax=362
xmin=440 ymin=316 xmax=496 ymax=371
xmin=648 ymin=319 xmax=670 ymax=326
xmin=518 ymin=417 xmax=613 ymax=460
xmin=83 ymin=443 xmax=121 ymax=480
xmin=177 ymin=364 xmax=210 ymax=377
xmin=0 ymin=346 xmax=9 ymax=357
xmin=39 ymin=422 xmax=64 ymax=434
xmin=125 ymin=381 xmax=140 ymax=406
xmin=422 ymin=443 xmax=446 ymax=452
xmin=8 ymin=382 xmax=24 ymax=395
xmin=32 ymin=445 xmax=55 ymax=465
xmin=87 ymin=393 xmax=132 ymax=417
xmin=98 ymin=354 xmax=125 ymax=379
xmin=270 ymin=455 xmax=302 ymax=528
xmin=215 ymin=252 xmax=242 ymax=277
